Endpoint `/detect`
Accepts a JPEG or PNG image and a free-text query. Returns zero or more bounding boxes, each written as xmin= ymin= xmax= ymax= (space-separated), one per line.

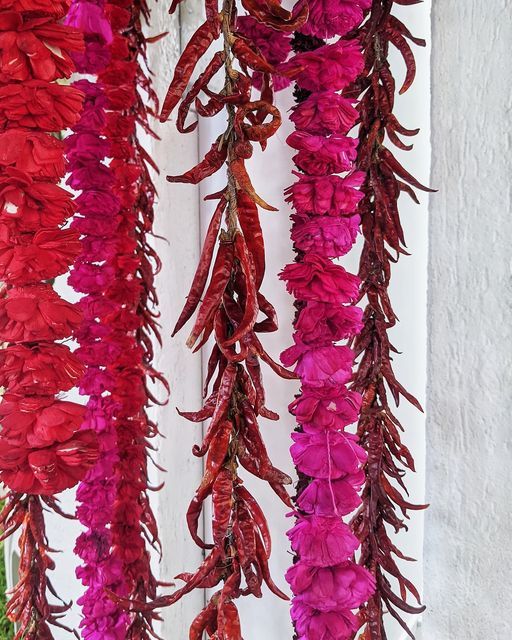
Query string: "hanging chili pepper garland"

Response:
xmin=278 ymin=2 xmax=375 ymax=639
xmin=345 ymin=1 xmax=433 ymax=638
xmin=0 ymin=0 xmax=99 ymax=637
xmin=119 ymin=0 xmax=307 ymax=637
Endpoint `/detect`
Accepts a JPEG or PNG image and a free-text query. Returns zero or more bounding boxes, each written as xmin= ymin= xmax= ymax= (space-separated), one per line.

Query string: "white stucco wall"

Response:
xmin=423 ymin=1 xmax=512 ymax=638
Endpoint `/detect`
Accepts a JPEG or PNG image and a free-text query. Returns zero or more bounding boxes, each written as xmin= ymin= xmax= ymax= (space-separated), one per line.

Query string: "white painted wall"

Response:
xmin=423 ymin=1 xmax=512 ymax=638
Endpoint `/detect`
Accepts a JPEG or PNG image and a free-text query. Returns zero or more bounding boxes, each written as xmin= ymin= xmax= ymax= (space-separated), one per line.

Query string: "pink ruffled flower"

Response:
xmin=283 ymin=40 xmax=363 ymax=92
xmin=280 ymin=254 xmax=360 ymax=303
xmin=288 ymin=515 xmax=359 ymax=566
xmin=300 ymin=0 xmax=368 ymax=39
xmin=287 ymin=561 xmax=376 ymax=610
xmin=66 ymin=1 xmax=113 ymax=43
xmin=297 ymin=476 xmax=364 ymax=516
xmin=290 ymin=385 xmax=361 ymax=430
xmin=291 ymin=431 xmax=366 ymax=479
xmin=295 ymin=301 xmax=363 ymax=345
xmin=281 ymin=341 xmax=355 ymax=387
xmin=290 ymin=92 xmax=358 ymax=135
xmin=291 ymin=601 xmax=359 ymax=640
xmin=292 ymin=213 xmax=359 ymax=257
xmin=286 ymin=171 xmax=365 ymax=216
xmin=287 ymin=131 xmax=358 ymax=176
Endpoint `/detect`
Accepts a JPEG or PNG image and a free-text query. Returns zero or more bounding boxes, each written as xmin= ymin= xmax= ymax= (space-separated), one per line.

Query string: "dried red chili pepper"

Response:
xmin=345 ymin=3 xmax=434 ymax=638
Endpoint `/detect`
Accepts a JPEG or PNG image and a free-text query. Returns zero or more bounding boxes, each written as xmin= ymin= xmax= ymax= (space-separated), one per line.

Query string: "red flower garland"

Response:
xmin=0 ymin=0 xmax=98 ymax=637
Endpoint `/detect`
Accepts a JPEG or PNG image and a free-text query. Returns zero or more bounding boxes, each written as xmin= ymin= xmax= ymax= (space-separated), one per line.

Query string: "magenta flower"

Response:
xmin=280 ymin=254 xmax=360 ymax=303
xmin=286 ymin=171 xmax=365 ymax=216
xmin=297 ymin=476 xmax=364 ymax=516
xmin=290 ymin=385 xmax=362 ymax=430
xmin=292 ymin=213 xmax=359 ymax=258
xmin=282 ymin=40 xmax=364 ymax=92
xmin=290 ymin=92 xmax=358 ymax=135
xmin=291 ymin=431 xmax=366 ymax=479
xmin=287 ymin=561 xmax=376 ymax=610
xmin=300 ymin=0 xmax=368 ymax=39
xmin=288 ymin=515 xmax=359 ymax=566
xmin=281 ymin=341 xmax=355 ymax=387
xmin=291 ymin=601 xmax=359 ymax=640
xmin=295 ymin=301 xmax=363 ymax=345
xmin=287 ymin=131 xmax=358 ymax=176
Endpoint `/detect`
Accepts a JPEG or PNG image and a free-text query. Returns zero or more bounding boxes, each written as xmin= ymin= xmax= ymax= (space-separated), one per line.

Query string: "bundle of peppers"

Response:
xmin=345 ymin=1 xmax=433 ymax=637
xmin=0 ymin=0 xmax=99 ymax=637
xmin=278 ymin=1 xmax=376 ymax=639
xmin=132 ymin=0 xmax=310 ymax=636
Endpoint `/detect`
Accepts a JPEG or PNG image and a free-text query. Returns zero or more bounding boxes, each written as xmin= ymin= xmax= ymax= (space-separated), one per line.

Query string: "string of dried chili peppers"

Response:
xmin=278 ymin=2 xmax=376 ymax=638
xmin=95 ymin=1 xmax=164 ymax=637
xmin=0 ymin=1 xmax=99 ymax=637
xmin=346 ymin=1 xmax=433 ymax=637
xmin=65 ymin=1 xmax=132 ymax=638
xmin=122 ymin=0 xmax=308 ymax=636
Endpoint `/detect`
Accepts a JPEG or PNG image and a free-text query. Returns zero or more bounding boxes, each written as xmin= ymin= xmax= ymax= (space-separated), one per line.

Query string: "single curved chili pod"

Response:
xmin=231 ymin=37 xmax=275 ymax=74
xmin=212 ymin=468 xmax=234 ymax=546
xmin=189 ymin=601 xmax=217 ymax=640
xmin=173 ymin=196 xmax=226 ymax=336
xmin=217 ymin=601 xmax=241 ymax=640
xmin=187 ymin=239 xmax=234 ymax=349
xmin=178 ymin=52 xmax=226 ymax=133
xmin=167 ymin=139 xmax=228 ymax=185
xmin=235 ymin=101 xmax=281 ymax=144
xmin=160 ymin=18 xmax=222 ymax=122
xmin=230 ymin=159 xmax=277 ymax=211
xmin=254 ymin=535 xmax=288 ymax=600
xmin=241 ymin=0 xmax=308 ymax=32
xmin=223 ymin=234 xmax=258 ymax=346
xmin=237 ymin=191 xmax=265 ymax=288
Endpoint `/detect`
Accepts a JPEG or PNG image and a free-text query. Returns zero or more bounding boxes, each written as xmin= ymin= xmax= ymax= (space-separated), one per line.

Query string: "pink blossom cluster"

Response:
xmin=280 ymin=3 xmax=375 ymax=638
xmin=65 ymin=2 xmax=129 ymax=638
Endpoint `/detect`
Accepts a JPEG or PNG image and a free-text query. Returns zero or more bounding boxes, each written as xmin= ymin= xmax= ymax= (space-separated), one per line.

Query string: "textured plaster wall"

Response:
xmin=423 ymin=1 xmax=512 ymax=637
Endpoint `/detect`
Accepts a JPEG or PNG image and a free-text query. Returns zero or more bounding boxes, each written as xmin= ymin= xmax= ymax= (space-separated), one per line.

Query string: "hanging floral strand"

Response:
xmin=112 ymin=0 xmax=307 ymax=636
xmin=99 ymin=1 xmax=165 ymax=637
xmin=278 ymin=2 xmax=375 ymax=639
xmin=346 ymin=1 xmax=432 ymax=637
xmin=0 ymin=0 xmax=99 ymax=637
xmin=65 ymin=1 xmax=132 ymax=638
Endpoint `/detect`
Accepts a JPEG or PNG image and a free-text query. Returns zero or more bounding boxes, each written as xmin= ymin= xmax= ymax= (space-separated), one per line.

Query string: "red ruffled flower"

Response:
xmin=0 ymin=225 xmax=81 ymax=284
xmin=0 ymin=430 xmax=98 ymax=495
xmin=0 ymin=12 xmax=83 ymax=82
xmin=0 ymin=129 xmax=66 ymax=179
xmin=0 ymin=81 xmax=83 ymax=131
xmin=0 ymin=394 xmax=85 ymax=448
xmin=0 ymin=0 xmax=72 ymax=18
xmin=0 ymin=284 xmax=81 ymax=342
xmin=0 ymin=343 xmax=84 ymax=395
xmin=0 ymin=168 xmax=75 ymax=231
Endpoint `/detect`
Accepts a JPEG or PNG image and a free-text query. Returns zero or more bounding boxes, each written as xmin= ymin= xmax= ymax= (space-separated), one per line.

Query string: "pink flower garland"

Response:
xmin=65 ymin=2 xmax=130 ymax=638
xmin=280 ymin=2 xmax=375 ymax=638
